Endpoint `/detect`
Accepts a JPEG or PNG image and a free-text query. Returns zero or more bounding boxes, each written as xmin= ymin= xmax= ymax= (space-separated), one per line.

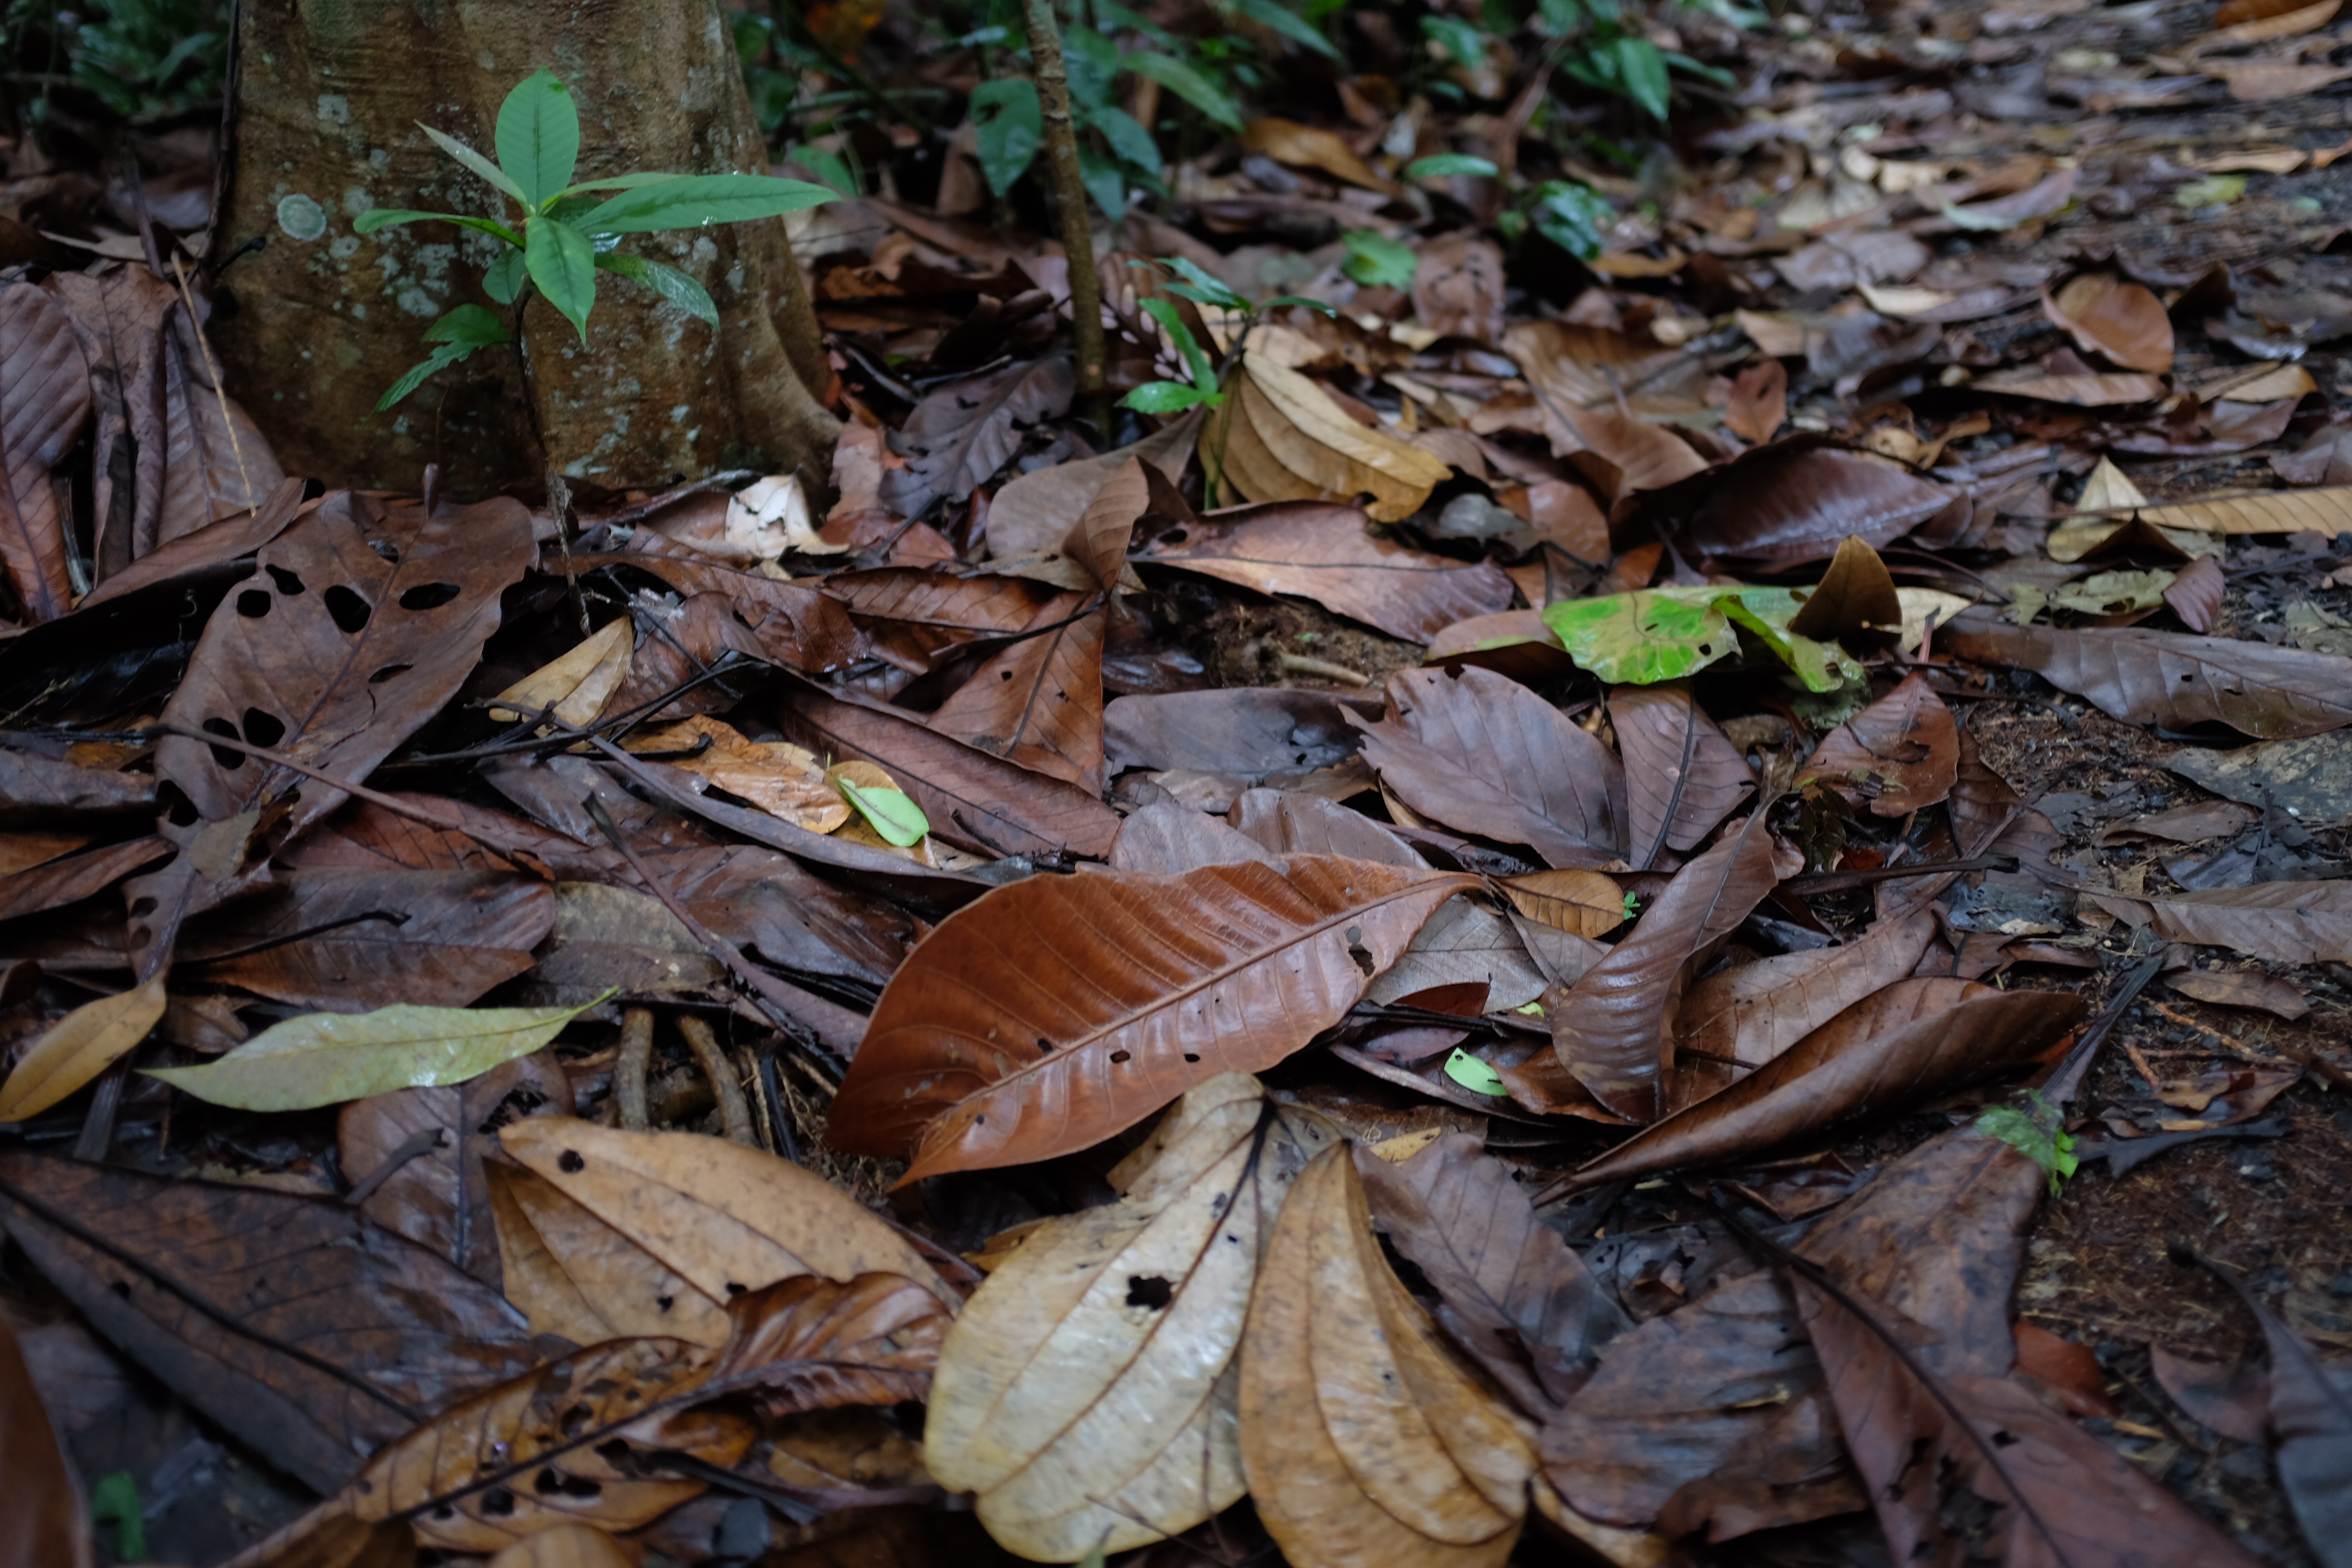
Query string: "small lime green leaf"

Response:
xmin=1614 ymin=36 xmax=1671 ymax=118
xmin=1341 ymin=229 xmax=1418 ymax=289
xmin=836 ymin=778 xmax=930 ymax=847
xmin=1974 ymin=1092 xmax=2077 ymax=1194
xmin=90 ymin=1473 xmax=145 ymax=1563
xmin=1513 ymin=1000 xmax=1546 ymax=1017
xmin=595 ymin=252 xmax=720 ymax=326
xmin=1406 ymin=153 xmax=1499 ymax=179
xmin=144 ymin=993 xmax=612 ymax=1113
xmin=1150 ymin=256 xmax=1250 ymax=312
xmin=525 ymin=215 xmax=598 ymax=341
xmin=1544 ymin=589 xmax=1736 ymax=685
xmin=483 ymin=246 xmax=527 ymax=305
xmin=576 ymin=174 xmax=840 ymax=235
xmin=1443 ymin=1048 xmax=1511 ymax=1098
xmin=970 ymin=78 xmax=1045 ymax=197
xmin=353 ymin=208 xmax=525 ymax=247
xmin=1124 ymin=52 xmax=1245 ymax=131
xmin=423 ymin=303 xmax=510 ymax=347
xmin=1715 ymin=588 xmax=1866 ymax=693
xmin=419 ymin=122 xmax=529 ymax=208
xmin=1228 ymin=0 xmax=1343 ymax=58
xmin=1124 ymin=380 xmax=1222 ymax=413
xmin=1622 ymin=891 xmax=1639 ymax=919
xmin=495 ymin=68 xmax=580 ymax=209
xmin=2173 ymin=174 xmax=2246 ymax=210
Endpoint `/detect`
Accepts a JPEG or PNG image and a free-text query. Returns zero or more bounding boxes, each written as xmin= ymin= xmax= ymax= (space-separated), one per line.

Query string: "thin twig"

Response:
xmin=170 ymin=254 xmax=254 ymax=510
xmin=615 ymin=1007 xmax=654 ymax=1132
xmin=676 ymin=1014 xmax=757 ymax=1147
xmin=1022 ymin=0 xmax=1109 ymax=436
xmin=1782 ymin=852 xmax=2016 ymax=895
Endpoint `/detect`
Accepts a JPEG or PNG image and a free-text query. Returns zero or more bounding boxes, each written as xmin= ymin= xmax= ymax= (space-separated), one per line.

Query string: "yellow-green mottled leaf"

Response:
xmin=144 ymin=993 xmax=611 ymax=1112
xmin=1716 ymin=587 xmax=1866 ymax=693
xmin=1543 ymin=587 xmax=1736 ymax=684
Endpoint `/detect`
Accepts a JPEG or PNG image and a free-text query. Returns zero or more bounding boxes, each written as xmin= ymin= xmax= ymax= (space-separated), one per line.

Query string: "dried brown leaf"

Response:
xmin=926 ymin=594 xmax=1106 ymax=791
xmin=1616 ymin=437 xmax=1957 ymax=567
xmin=0 ymin=280 xmax=91 ymax=623
xmin=1216 ymin=353 xmax=1452 ymax=522
xmin=1610 ymin=683 xmax=1754 ymax=868
xmin=1797 ymin=673 xmax=1960 ymax=816
xmin=2045 ymin=274 xmax=2175 ymax=374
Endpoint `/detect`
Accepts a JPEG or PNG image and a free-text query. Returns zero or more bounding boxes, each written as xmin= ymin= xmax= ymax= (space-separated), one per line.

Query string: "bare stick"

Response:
xmin=677 ymin=1014 xmax=758 ymax=1147
xmin=1023 ymin=0 xmax=1109 ymax=436
xmin=616 ymin=1006 xmax=654 ymax=1131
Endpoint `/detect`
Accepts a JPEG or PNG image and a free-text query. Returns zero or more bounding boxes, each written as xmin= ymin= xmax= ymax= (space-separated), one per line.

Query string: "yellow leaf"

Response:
xmin=1217 ymin=353 xmax=1451 ymax=522
xmin=1498 ymin=870 xmax=1629 ymax=938
xmin=2134 ymin=486 xmax=2352 ymax=536
xmin=1241 ymin=118 xmax=1401 ymax=195
xmin=488 ymin=618 xmax=633 ymax=725
xmin=630 ymin=714 xmax=848 ymax=832
xmin=0 ymin=976 xmax=167 ymax=1122
xmin=486 ymin=1523 xmax=634 ymax=1568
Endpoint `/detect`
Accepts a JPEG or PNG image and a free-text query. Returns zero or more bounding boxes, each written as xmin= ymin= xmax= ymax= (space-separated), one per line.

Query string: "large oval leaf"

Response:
xmin=826 ymin=855 xmax=1477 ymax=1181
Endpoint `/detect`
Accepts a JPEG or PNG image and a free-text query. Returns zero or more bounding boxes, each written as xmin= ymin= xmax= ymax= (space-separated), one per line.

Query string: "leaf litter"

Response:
xmin=10 ymin=2 xmax=2352 ymax=1566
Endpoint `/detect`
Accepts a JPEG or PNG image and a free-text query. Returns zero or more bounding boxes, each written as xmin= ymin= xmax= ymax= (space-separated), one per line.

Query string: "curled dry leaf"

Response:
xmin=2044 ymin=274 xmax=2175 ymax=374
xmin=1240 ymin=1143 xmax=1537 ymax=1568
xmin=1504 ymin=319 xmax=1705 ymax=419
xmin=1797 ymin=673 xmax=1960 ymax=817
xmin=625 ymin=714 xmax=849 ymax=832
xmin=1676 ymin=911 xmax=1938 ymax=1090
xmin=1610 ymin=683 xmax=1753 ymax=869
xmin=983 ymin=416 xmax=1198 ymax=587
xmin=1356 ymin=1132 xmax=1632 ymax=1419
xmin=1354 ymin=666 xmax=1628 ymax=869
xmin=0 ymin=975 xmax=166 ymax=1122
xmin=1560 ymin=983 xmax=2085 ymax=1191
xmin=827 ymin=855 xmax=1477 ymax=1181
xmin=1108 ymin=798 xmax=1279 ymax=874
xmin=0 ymin=279 xmax=93 ymax=623
xmin=1134 ymin=500 xmax=1516 ymax=642
xmin=2086 ymin=880 xmax=2352 ymax=964
xmin=486 ymin=1160 xmax=734 ymax=1349
xmin=881 ymin=357 xmax=1077 ymax=519
xmin=1544 ymin=813 xmax=1797 ymax=1122
xmin=487 ymin=618 xmax=632 ymax=727
xmin=925 ymin=1074 xmax=1337 ymax=1560
xmin=826 ymin=567 xmax=1062 ymax=672
xmin=497 ymin=1118 xmax=959 ymax=1313
xmin=1942 ymin=610 xmax=2352 ymax=738
xmin=1215 ymin=353 xmax=1452 ymax=523
xmin=1230 ymin=785 xmax=1422 ymax=864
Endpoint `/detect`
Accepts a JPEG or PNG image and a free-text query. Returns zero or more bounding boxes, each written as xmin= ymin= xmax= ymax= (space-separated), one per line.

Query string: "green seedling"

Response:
xmin=1975 ymin=1090 xmax=2079 ymax=1194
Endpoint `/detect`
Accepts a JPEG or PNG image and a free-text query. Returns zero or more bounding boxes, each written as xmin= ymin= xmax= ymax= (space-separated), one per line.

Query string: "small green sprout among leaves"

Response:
xmin=1975 ymin=1091 xmax=2079 ymax=1194
xmin=356 ymin=69 xmax=840 ymax=411
xmin=1118 ymin=257 xmax=1334 ymax=416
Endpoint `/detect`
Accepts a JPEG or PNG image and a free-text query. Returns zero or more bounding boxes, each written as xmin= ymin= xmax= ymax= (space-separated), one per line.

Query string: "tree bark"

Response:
xmin=1023 ymin=0 xmax=1109 ymax=434
xmin=212 ymin=0 xmax=838 ymax=497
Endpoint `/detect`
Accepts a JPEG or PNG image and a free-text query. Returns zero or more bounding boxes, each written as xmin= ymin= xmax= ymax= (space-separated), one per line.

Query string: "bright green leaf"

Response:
xmin=1088 ymin=104 xmax=1164 ymax=175
xmin=576 ymin=174 xmax=840 ymax=236
xmin=525 ymin=214 xmax=598 ymax=341
xmin=1527 ymin=179 xmax=1611 ymax=261
xmin=1974 ymin=1092 xmax=2077 ymax=1194
xmin=595 ymin=252 xmax=721 ymax=326
xmin=548 ymin=171 xmax=681 ymax=201
xmin=1261 ymin=293 xmax=1340 ymax=315
xmin=495 ymin=68 xmax=580 ymax=208
xmin=144 ymin=993 xmax=612 ymax=1112
xmin=1443 ymin=1048 xmax=1511 ymax=1097
xmin=969 ymin=78 xmax=1045 ymax=197
xmin=1715 ymin=588 xmax=1865 ymax=693
xmin=1341 ymin=229 xmax=1418 ymax=289
xmin=89 ymin=1473 xmax=144 ymax=1563
xmin=352 ymin=208 xmax=525 ymax=247
xmin=1139 ymin=297 xmax=1216 ymax=391
xmin=1148 ymin=255 xmax=1250 ymax=311
xmin=484 ymin=247 xmax=527 ymax=305
xmin=374 ymin=342 xmax=473 ymax=412
xmin=1545 ymin=588 xmax=1737 ymax=685
xmin=1123 ymin=380 xmax=1222 ymax=412
xmin=836 ymin=779 xmax=930 ymax=846
xmin=423 ymin=303 xmax=510 ymax=347
xmin=1614 ymin=37 xmax=1671 ymax=117
xmin=1405 ymin=153 xmax=1500 ymax=179
xmin=419 ymin=122 xmax=529 ymax=208
xmin=1124 ymin=52 xmax=1245 ymax=131
xmin=1228 ymin=0 xmax=1343 ymax=58
xmin=1420 ymin=14 xmax=1488 ymax=67
xmin=2173 ymin=174 xmax=2246 ymax=210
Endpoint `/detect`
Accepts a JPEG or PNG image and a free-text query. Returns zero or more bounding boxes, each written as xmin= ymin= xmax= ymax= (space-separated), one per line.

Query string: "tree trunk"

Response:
xmin=212 ymin=0 xmax=839 ymax=498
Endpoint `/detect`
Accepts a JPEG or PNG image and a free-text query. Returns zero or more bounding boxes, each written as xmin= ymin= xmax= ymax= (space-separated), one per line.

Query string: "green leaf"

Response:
xmin=1097 ymin=0 xmax=1178 ymax=46
xmin=1974 ymin=1092 xmax=2077 ymax=1194
xmin=1420 ymin=14 xmax=1488 ymax=67
xmin=1714 ymin=588 xmax=1865 ymax=693
xmin=422 ymin=303 xmax=510 ymax=347
xmin=1064 ymin=26 xmax=1123 ymax=113
xmin=525 ymin=214 xmax=598 ymax=341
xmin=1149 ymin=255 xmax=1249 ymax=311
xmin=145 ymin=993 xmax=611 ymax=1112
xmin=352 ymin=208 xmax=524 ymax=247
xmin=1262 ymin=294 xmax=1340 ymax=315
xmin=1442 ymin=1048 xmax=1511 ymax=1098
xmin=1614 ymin=36 xmax=1671 ymax=118
xmin=1405 ymin=153 xmax=1499 ymax=179
xmin=547 ymin=171 xmax=681 ymax=201
xmin=1088 ymin=103 xmax=1164 ymax=175
xmin=1227 ymin=0 xmax=1343 ymax=58
xmin=1544 ymin=588 xmax=1737 ymax=685
xmin=1527 ymin=179 xmax=1611 ymax=261
xmin=968 ymin=78 xmax=1044 ymax=197
xmin=484 ymin=247 xmax=527 ymax=305
xmin=2172 ymin=174 xmax=2246 ymax=211
xmin=1077 ymin=146 xmax=1127 ymax=220
xmin=1123 ymin=380 xmax=1222 ymax=412
xmin=576 ymin=173 xmax=840 ymax=235
xmin=595 ymin=252 xmax=720 ymax=326
xmin=1124 ymin=53 xmax=1245 ymax=131
xmin=1139 ymin=297 xmax=1216 ymax=391
xmin=418 ymin=122 xmax=529 ymax=208
xmin=787 ymin=144 xmax=859 ymax=197
xmin=836 ymin=778 xmax=930 ymax=846
xmin=495 ymin=68 xmax=580 ymax=208
xmin=89 ymin=1473 xmax=144 ymax=1563
xmin=1538 ymin=0 xmax=1586 ymax=34
xmin=1341 ymin=229 xmax=1418 ymax=289
xmin=374 ymin=342 xmax=474 ymax=412
xmin=1663 ymin=48 xmax=1737 ymax=87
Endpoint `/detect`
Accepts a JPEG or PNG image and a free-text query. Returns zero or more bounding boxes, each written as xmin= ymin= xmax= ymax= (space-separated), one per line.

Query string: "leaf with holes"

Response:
xmin=826 ymin=855 xmax=1478 ymax=1181
xmin=926 ymin=1074 xmax=1337 ymax=1559
xmin=926 ymin=592 xmax=1107 ymax=791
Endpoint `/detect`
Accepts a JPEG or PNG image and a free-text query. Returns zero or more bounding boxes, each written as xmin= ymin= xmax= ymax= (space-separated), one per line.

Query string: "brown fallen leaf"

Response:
xmin=2014 ymin=1322 xmax=2121 ymax=1418
xmin=1240 ymin=1144 xmax=1536 ymax=1568
xmin=925 ymin=593 xmax=1107 ymax=791
xmin=1723 ymin=360 xmax=1788 ymax=444
xmin=1353 ymin=666 xmax=1628 ymax=869
xmin=0 ymin=279 xmax=94 ymax=623
xmin=0 ymin=746 xmax=157 ymax=823
xmin=2086 ymin=881 xmax=2352 ymax=963
xmin=0 ymin=1149 xmax=537 ymax=1492
xmin=1557 ymin=983 xmax=2085 ymax=1191
xmin=2132 ymin=485 xmax=2352 ymax=535
xmin=1941 ymin=610 xmax=2352 ymax=738
xmin=2215 ymin=0 xmax=2338 ymax=26
xmin=925 ymin=1074 xmax=1337 ymax=1558
xmin=575 ymin=550 xmax=866 ymax=674
xmin=881 ymin=357 xmax=1076 ymax=519
xmin=1616 ymin=437 xmax=1957 ymax=567
xmin=485 ymin=1157 xmax=734 ymax=1348
xmin=1498 ymin=868 xmax=1630 ymax=938
xmin=1551 ymin=407 xmax=1708 ymax=501
xmin=1134 ymin=500 xmax=1516 ymax=642
xmin=2202 ymin=58 xmax=2352 ymax=100
xmin=1675 ymin=909 xmax=1939 ymax=1090
xmin=1356 ymin=1132 xmax=1632 ymax=1419
xmin=485 ymin=1523 xmax=632 ymax=1568
xmin=625 ymin=714 xmax=849 ymax=832
xmin=1797 ymin=673 xmax=1959 ymax=817
xmin=1214 ymin=353 xmax=1452 ymax=521
xmin=1242 ymin=117 xmax=1402 ymax=195
xmin=0 ymin=975 xmax=167 ymax=1122
xmin=487 ymin=618 xmax=633 ymax=727
xmin=1787 ymin=535 xmax=1903 ymax=642
xmin=825 ymin=568 xmax=1064 ymax=672
xmin=1611 ymin=684 xmax=1754 ymax=869
xmin=1544 ymin=812 xmax=1798 ymax=1122
xmin=982 ymin=416 xmax=1198 ymax=587
xmin=2151 ymin=1344 xmax=2272 ymax=1442
xmin=826 ymin=855 xmax=1477 ymax=1181
xmin=1972 ymin=368 xmax=2168 ymax=405
xmin=2163 ymin=553 xmax=2227 ymax=632
xmin=2166 ymin=966 xmax=2310 ymax=1018
xmin=2044 ymin=274 xmax=2175 ymax=374
xmin=1413 ymin=232 xmax=1508 ymax=343
xmin=1504 ymin=320 xmax=1706 ymax=419
xmin=1229 ymin=785 xmax=1423 ymax=864
xmin=0 ymin=1313 xmax=86 ymax=1568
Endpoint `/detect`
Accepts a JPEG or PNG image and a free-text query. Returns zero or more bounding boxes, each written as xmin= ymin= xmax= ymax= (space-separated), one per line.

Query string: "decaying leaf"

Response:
xmin=626 ymin=714 xmax=849 ymax=831
xmin=487 ymin=619 xmax=632 ymax=727
xmin=2086 ymin=880 xmax=2352 ymax=964
xmin=0 ymin=1313 xmax=87 ymax=1568
xmin=1214 ymin=352 xmax=1452 ymax=522
xmin=882 ymin=357 xmax=1077 ymax=519
xmin=0 ymin=280 xmax=94 ymax=623
xmin=1616 ymin=438 xmax=1955 ymax=566
xmin=1241 ymin=1143 xmax=1537 ymax=1568
xmin=1787 ymin=535 xmax=1902 ymax=641
xmin=1797 ymin=673 xmax=1959 ymax=816
xmin=1676 ymin=911 xmax=1938 ymax=1088
xmin=925 ymin=591 xmax=1107 ymax=791
xmin=1499 ymin=868 xmax=1631 ymax=938
xmin=1611 ymin=683 xmax=1754 ymax=868
xmin=2044 ymin=274 xmax=2175 ymax=374
xmin=2132 ymin=485 xmax=2352 ymax=536
xmin=0 ymin=975 xmax=167 ymax=1122
xmin=926 ymin=1074 xmax=1337 ymax=1559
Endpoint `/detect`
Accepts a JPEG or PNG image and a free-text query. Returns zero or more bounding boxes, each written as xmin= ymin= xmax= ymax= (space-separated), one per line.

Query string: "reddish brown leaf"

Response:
xmin=0 ymin=747 xmax=157 ymax=824
xmin=0 ymin=280 xmax=92 ymax=623
xmin=0 ymin=836 xmax=169 ymax=923
xmin=2014 ymin=1322 xmax=2121 ymax=1418
xmin=1797 ymin=673 xmax=1960 ymax=817
xmin=770 ymin=675 xmax=1120 ymax=859
xmin=1133 ymin=500 xmax=1516 ymax=642
xmin=1610 ymin=683 xmax=1753 ymax=869
xmin=1554 ymin=407 xmax=1708 ymax=502
xmin=2163 ymin=553 xmax=2225 ymax=633
xmin=1412 ymin=232 xmax=1507 ymax=344
xmin=1106 ymin=799 xmax=1279 ymax=873
xmin=2151 ymin=1345 xmax=2272 ymax=1443
xmin=1066 ymin=455 xmax=1149 ymax=595
xmin=1941 ymin=609 xmax=2352 ymax=738
xmin=1354 ymin=666 xmax=1627 ymax=869
xmin=1546 ymin=812 xmax=1797 ymax=1122
xmin=1674 ymin=909 xmax=1938 ymax=1098
xmin=1724 ymin=360 xmax=1788 ymax=445
xmin=823 ymin=568 xmax=1062 ymax=673
xmin=2045 ymin=274 xmax=2175 ymax=374
xmin=826 ymin=855 xmax=1477 ymax=1180
xmin=579 ymin=550 xmax=865 ymax=673
xmin=1229 ymin=786 xmax=1422 ymax=864
xmin=1561 ymin=984 xmax=2085 ymax=1190
xmin=926 ymin=594 xmax=1106 ymax=791
xmin=0 ymin=1313 xmax=86 ymax=1568
xmin=1616 ymin=437 xmax=1956 ymax=567
xmin=881 ymin=357 xmax=1076 ymax=519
